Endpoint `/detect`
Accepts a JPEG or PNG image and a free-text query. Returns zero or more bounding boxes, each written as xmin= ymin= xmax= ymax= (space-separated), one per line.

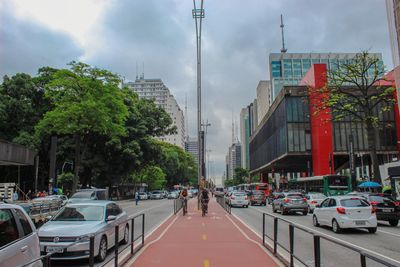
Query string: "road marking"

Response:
xmin=202 ymin=234 xmax=207 ymax=240
xmin=377 ymin=229 xmax=400 ymax=238
xmin=124 ymin=214 xmax=179 ymax=265
xmin=203 ymin=259 xmax=210 ymax=267
xmin=226 ymin=214 xmax=284 ymax=267
xmin=247 ymin=206 xmax=400 ymax=266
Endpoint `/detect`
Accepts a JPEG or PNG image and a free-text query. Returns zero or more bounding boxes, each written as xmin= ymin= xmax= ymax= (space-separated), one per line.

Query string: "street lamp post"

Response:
xmin=192 ymin=0 xmax=205 ymax=195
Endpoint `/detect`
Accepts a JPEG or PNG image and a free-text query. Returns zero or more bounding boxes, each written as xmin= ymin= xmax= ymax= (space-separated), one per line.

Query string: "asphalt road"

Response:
xmin=51 ymin=198 xmax=175 ymax=267
xmin=231 ymin=203 xmax=400 ymax=267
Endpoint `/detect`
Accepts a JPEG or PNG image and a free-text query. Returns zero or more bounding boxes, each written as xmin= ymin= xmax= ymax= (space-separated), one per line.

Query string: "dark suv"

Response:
xmin=367 ymin=194 xmax=400 ymax=226
xmin=272 ymin=192 xmax=308 ymax=215
xmin=249 ymin=190 xmax=266 ymax=206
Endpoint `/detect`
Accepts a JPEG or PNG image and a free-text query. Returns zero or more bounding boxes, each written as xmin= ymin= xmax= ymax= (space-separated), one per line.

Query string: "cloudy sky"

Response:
xmin=0 ymin=0 xmax=393 ymax=184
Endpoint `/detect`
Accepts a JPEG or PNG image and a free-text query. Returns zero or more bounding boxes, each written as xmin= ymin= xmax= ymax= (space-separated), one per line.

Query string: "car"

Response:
xmin=345 ymin=191 xmax=369 ymax=200
xmin=46 ymin=195 xmax=69 ymax=206
xmin=272 ymin=192 xmax=308 ymax=215
xmin=0 ymin=203 xmax=42 ymax=267
xmin=228 ymin=191 xmax=249 ymax=208
xmin=305 ymin=192 xmax=327 ymax=213
xmin=312 ymin=196 xmax=377 ymax=233
xmin=149 ymin=190 xmax=163 ymax=200
xmin=69 ymin=189 xmax=108 ymax=203
xmin=249 ymin=190 xmax=266 ymax=206
xmin=366 ymin=194 xmax=400 ymax=226
xmin=138 ymin=192 xmax=148 ymax=200
xmin=38 ymin=201 xmax=129 ymax=262
xmin=188 ymin=190 xmax=194 ymax=198
xmin=267 ymin=192 xmax=282 ymax=204
xmin=214 ymin=187 xmax=225 ymax=197
xmin=167 ymin=191 xmax=178 ymax=199
xmin=224 ymin=191 xmax=235 ymax=205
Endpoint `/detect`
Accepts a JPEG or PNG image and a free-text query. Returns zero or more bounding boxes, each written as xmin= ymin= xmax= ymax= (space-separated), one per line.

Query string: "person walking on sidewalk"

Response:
xmin=135 ymin=191 xmax=140 ymax=205
xmin=179 ymin=188 xmax=188 ymax=215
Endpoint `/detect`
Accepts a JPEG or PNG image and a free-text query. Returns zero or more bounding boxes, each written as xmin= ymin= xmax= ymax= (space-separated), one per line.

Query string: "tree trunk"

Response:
xmin=72 ymin=134 xmax=81 ymax=194
xmin=366 ymin=122 xmax=381 ymax=182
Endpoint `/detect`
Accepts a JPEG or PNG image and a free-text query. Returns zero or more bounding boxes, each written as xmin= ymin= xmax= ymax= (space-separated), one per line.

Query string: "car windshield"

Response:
xmin=71 ymin=191 xmax=93 ymax=199
xmin=287 ymin=194 xmax=303 ymax=199
xmin=53 ymin=205 xmax=104 ymax=221
xmin=340 ymin=199 xmax=370 ymax=207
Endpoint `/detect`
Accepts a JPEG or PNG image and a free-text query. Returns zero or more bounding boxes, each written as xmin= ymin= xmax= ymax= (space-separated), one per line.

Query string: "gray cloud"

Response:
xmin=0 ymin=2 xmax=84 ymax=77
xmin=0 ymin=0 xmax=392 ymax=182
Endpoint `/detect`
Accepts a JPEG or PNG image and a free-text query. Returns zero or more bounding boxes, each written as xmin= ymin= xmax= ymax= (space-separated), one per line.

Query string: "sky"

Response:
xmin=0 ymin=0 xmax=393 ymax=185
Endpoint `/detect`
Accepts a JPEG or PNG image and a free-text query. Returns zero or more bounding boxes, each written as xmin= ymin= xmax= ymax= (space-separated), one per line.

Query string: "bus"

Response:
xmin=236 ymin=184 xmax=250 ymax=191
xmin=248 ymin=182 xmax=270 ymax=196
xmin=288 ymin=175 xmax=352 ymax=196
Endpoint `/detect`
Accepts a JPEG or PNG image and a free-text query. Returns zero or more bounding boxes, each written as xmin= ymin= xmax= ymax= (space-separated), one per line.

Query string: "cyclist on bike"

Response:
xmin=200 ymin=189 xmax=209 ymax=216
xmin=179 ymin=188 xmax=188 ymax=215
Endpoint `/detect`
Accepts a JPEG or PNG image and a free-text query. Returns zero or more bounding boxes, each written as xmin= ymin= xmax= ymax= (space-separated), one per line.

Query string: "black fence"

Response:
xmin=174 ymin=198 xmax=184 ymax=214
xmin=262 ymin=213 xmax=397 ymax=267
xmin=216 ymin=196 xmax=231 ymax=214
xmin=24 ymin=213 xmax=145 ymax=267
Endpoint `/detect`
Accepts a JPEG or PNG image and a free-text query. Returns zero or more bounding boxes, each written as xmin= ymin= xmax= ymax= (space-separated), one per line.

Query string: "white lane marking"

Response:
xmin=124 ymin=214 xmax=179 ymax=265
xmin=377 ymin=229 xmax=400 ymax=238
xmin=226 ymin=214 xmax=285 ymax=267
xmin=248 ymin=206 xmax=400 ymax=266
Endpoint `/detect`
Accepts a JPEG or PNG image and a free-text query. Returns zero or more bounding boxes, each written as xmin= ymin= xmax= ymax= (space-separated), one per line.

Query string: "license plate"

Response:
xmin=355 ymin=221 xmax=366 ymax=225
xmin=382 ymin=208 xmax=394 ymax=212
xmin=46 ymin=246 xmax=64 ymax=253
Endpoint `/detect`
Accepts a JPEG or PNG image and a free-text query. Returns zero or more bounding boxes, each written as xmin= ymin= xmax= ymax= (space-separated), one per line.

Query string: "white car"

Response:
xmin=305 ymin=193 xmax=327 ymax=213
xmin=138 ymin=192 xmax=148 ymax=200
xmin=312 ymin=196 xmax=377 ymax=233
xmin=228 ymin=191 xmax=249 ymax=208
xmin=0 ymin=203 xmax=42 ymax=267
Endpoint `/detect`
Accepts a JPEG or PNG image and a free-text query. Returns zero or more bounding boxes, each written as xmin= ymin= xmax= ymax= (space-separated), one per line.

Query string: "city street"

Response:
xmin=231 ymin=203 xmax=400 ymax=267
xmin=51 ymin=199 xmax=174 ymax=267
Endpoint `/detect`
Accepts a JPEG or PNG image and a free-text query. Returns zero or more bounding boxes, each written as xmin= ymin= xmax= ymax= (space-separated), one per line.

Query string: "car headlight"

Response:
xmin=76 ymin=236 xmax=90 ymax=242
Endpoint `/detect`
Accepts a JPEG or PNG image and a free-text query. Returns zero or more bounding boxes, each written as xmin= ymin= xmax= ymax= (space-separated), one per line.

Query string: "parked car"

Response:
xmin=167 ymin=191 xmax=178 ymax=199
xmin=0 ymin=203 xmax=42 ymax=267
xmin=249 ymin=190 xmax=266 ymax=206
xmin=312 ymin=196 xmax=377 ymax=233
xmin=305 ymin=192 xmax=327 ymax=213
xmin=38 ymin=201 xmax=129 ymax=262
xmin=228 ymin=191 xmax=249 ymax=208
xmin=149 ymin=190 xmax=163 ymax=200
xmin=69 ymin=189 xmax=108 ymax=203
xmin=138 ymin=192 xmax=148 ymax=200
xmin=272 ymin=192 xmax=308 ymax=215
xmin=365 ymin=194 xmax=400 ymax=226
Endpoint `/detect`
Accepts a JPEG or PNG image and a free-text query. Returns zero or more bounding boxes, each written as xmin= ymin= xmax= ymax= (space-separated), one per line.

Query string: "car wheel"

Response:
xmin=332 ymin=219 xmax=341 ymax=233
xmin=313 ymin=215 xmax=320 ymax=227
xmin=121 ymin=224 xmax=129 ymax=244
xmin=96 ymin=236 xmax=108 ymax=262
xmin=280 ymin=206 xmax=287 ymax=215
xmin=272 ymin=205 xmax=277 ymax=213
xmin=389 ymin=219 xmax=399 ymax=227
xmin=368 ymin=227 xmax=377 ymax=233
xmin=308 ymin=206 xmax=313 ymax=214
xmin=302 ymin=211 xmax=308 ymax=216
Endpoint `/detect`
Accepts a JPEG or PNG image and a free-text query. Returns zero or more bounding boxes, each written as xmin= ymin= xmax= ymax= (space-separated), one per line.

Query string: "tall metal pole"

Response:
xmin=193 ymin=0 xmax=205 ymax=193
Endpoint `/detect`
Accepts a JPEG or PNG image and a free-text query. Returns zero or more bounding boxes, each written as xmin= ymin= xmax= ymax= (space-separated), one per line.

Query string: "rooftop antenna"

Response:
xmin=141 ymin=62 xmax=144 ymax=79
xmin=280 ymin=14 xmax=287 ymax=53
xmin=185 ymin=94 xmax=189 ymax=141
xmin=135 ymin=61 xmax=138 ymax=80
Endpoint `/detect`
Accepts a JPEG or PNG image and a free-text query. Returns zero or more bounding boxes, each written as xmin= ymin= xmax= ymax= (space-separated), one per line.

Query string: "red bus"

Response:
xmin=248 ymin=182 xmax=270 ymax=196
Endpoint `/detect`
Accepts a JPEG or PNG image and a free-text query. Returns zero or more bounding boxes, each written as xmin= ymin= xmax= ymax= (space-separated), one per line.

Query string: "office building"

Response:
xmin=124 ymin=75 xmax=185 ymax=148
xmin=226 ymin=142 xmax=242 ymax=179
xmin=185 ymin=137 xmax=199 ymax=162
xmin=269 ymin=53 xmax=383 ymax=101
xmin=256 ymin=80 xmax=271 ymax=124
xmin=240 ymin=100 xmax=258 ymax=169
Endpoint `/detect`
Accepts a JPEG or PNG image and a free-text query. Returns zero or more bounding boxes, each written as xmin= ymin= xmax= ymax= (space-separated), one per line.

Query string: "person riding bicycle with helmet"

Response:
xmin=179 ymin=188 xmax=189 ymax=215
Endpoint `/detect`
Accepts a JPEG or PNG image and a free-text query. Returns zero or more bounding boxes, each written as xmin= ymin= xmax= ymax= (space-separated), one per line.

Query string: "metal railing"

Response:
xmin=262 ymin=213 xmax=397 ymax=267
xmin=24 ymin=213 xmax=145 ymax=267
xmin=174 ymin=198 xmax=184 ymax=214
xmin=216 ymin=196 xmax=231 ymax=214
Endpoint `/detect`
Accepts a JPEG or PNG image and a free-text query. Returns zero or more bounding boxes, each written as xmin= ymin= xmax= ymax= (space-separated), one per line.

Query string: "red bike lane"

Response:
xmin=128 ymin=198 xmax=281 ymax=267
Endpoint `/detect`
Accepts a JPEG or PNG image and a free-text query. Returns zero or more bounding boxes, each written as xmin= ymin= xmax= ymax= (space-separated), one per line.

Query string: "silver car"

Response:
xmin=38 ymin=201 xmax=129 ymax=262
xmin=272 ymin=192 xmax=308 ymax=215
xmin=305 ymin=193 xmax=327 ymax=213
xmin=0 ymin=203 xmax=42 ymax=267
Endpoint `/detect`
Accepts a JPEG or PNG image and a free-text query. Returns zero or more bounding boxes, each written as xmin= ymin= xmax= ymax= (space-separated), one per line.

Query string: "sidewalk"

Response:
xmin=129 ymin=198 xmax=281 ymax=267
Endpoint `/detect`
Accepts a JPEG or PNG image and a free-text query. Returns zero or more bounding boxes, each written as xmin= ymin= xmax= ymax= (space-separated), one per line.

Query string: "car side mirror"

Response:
xmin=106 ymin=215 xmax=117 ymax=222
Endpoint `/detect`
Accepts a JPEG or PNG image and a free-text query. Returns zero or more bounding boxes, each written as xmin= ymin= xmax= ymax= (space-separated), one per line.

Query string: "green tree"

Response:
xmin=137 ymin=166 xmax=166 ymax=190
xmin=308 ymin=51 xmax=395 ymax=183
xmin=36 ymin=62 xmax=129 ymax=192
xmin=233 ymin=167 xmax=249 ymax=184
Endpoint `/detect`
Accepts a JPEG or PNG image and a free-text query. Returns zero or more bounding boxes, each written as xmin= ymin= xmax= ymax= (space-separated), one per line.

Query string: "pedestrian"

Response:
xmin=12 ymin=190 xmax=19 ymax=202
xmin=135 ymin=191 xmax=139 ymax=205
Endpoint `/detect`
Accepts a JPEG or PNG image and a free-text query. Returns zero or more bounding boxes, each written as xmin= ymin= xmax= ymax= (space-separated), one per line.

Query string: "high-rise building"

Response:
xmin=124 ymin=76 xmax=185 ymax=148
xmin=269 ymin=53 xmax=383 ymax=101
xmin=387 ymin=0 xmax=400 ymax=66
xmin=185 ymin=137 xmax=199 ymax=162
xmin=256 ymin=80 xmax=271 ymax=124
xmin=225 ymin=142 xmax=242 ymax=179
xmin=240 ymin=100 xmax=258 ymax=169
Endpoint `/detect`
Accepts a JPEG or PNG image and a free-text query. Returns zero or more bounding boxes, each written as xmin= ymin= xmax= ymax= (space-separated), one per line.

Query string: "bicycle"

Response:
xmin=182 ymin=198 xmax=187 ymax=216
